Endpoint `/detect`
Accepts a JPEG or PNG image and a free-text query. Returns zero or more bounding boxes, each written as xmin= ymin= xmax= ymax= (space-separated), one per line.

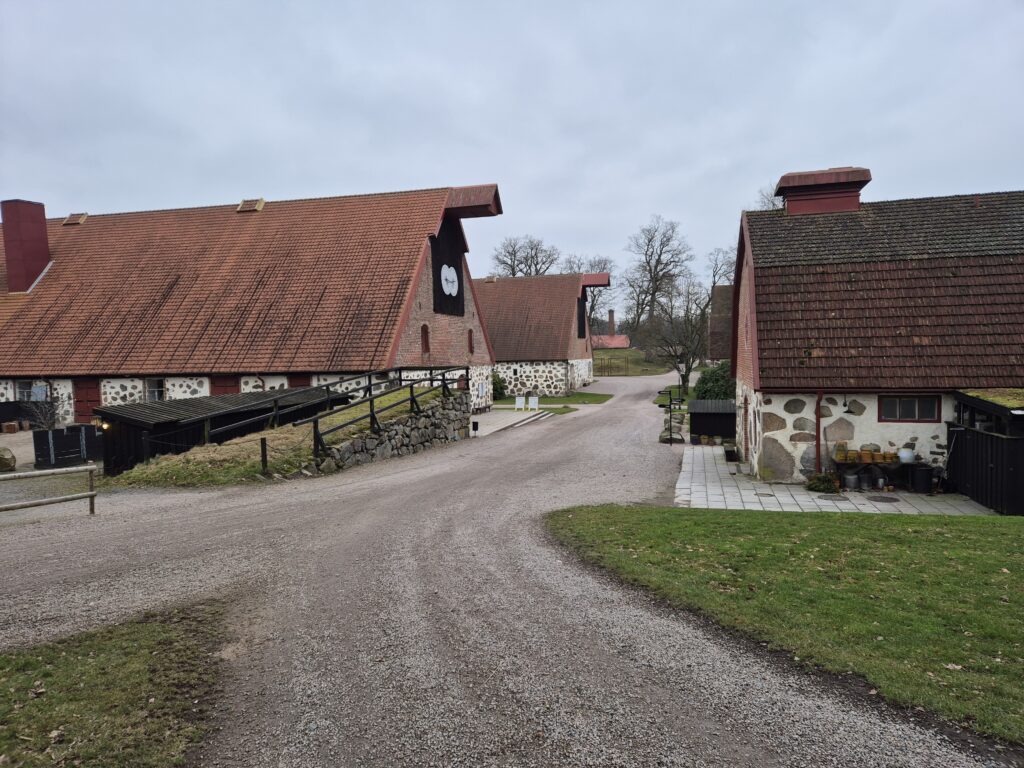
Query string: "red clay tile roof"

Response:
xmin=744 ymin=191 xmax=1024 ymax=390
xmin=472 ymin=274 xmax=586 ymax=362
xmin=592 ymin=334 xmax=630 ymax=349
xmin=0 ymin=186 xmax=498 ymax=376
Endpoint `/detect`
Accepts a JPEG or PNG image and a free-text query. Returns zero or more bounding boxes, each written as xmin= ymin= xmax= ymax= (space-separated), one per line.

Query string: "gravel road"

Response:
xmin=0 ymin=375 xmax=1008 ymax=767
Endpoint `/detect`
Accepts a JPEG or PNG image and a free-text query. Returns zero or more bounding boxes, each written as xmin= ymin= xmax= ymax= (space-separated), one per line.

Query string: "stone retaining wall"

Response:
xmin=315 ymin=391 xmax=471 ymax=474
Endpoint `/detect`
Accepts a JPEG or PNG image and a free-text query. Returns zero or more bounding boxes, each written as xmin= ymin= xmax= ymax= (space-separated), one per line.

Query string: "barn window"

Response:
xmin=879 ymin=395 xmax=940 ymax=423
xmin=468 ymin=329 xmax=475 ymax=354
xmin=15 ymin=380 xmax=47 ymax=401
xmin=145 ymin=378 xmax=166 ymax=402
xmin=420 ymin=324 xmax=430 ymax=354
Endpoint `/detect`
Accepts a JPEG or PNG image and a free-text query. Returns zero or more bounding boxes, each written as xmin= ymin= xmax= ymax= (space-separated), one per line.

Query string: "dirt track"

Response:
xmin=0 ymin=375 xmax=1001 ymax=767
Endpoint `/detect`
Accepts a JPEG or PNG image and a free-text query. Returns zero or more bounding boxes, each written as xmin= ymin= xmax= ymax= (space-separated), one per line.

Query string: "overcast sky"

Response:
xmin=2 ymin=1 xmax=1022 ymax=296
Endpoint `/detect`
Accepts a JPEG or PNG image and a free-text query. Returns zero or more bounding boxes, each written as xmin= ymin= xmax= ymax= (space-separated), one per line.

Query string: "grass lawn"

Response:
xmin=653 ymin=384 xmax=688 ymax=407
xmin=103 ymin=388 xmax=444 ymax=488
xmin=547 ymin=505 xmax=1024 ymax=743
xmin=494 ymin=392 xmax=613 ymax=406
xmin=0 ymin=603 xmax=224 ymax=767
xmin=593 ymin=348 xmax=672 ymax=376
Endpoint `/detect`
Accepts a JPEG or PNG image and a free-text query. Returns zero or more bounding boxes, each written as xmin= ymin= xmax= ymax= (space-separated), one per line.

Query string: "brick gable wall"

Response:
xmin=734 ymin=240 xmax=757 ymax=388
xmin=392 ymin=255 xmax=493 ymax=369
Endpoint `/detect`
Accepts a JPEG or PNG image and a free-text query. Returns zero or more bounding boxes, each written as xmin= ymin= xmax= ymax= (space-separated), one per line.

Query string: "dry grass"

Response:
xmin=105 ymin=388 xmax=444 ymax=488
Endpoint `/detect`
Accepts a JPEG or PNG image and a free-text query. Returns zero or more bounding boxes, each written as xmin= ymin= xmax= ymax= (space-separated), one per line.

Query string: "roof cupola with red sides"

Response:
xmin=1 ymin=199 xmax=51 ymax=292
xmin=774 ymin=166 xmax=872 ymax=215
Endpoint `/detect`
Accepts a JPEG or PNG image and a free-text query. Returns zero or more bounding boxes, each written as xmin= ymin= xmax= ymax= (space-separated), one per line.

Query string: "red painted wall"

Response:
xmin=73 ymin=378 xmax=101 ymax=422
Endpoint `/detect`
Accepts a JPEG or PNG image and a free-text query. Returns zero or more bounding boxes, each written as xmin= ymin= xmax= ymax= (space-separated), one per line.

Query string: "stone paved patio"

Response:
xmin=674 ymin=445 xmax=993 ymax=514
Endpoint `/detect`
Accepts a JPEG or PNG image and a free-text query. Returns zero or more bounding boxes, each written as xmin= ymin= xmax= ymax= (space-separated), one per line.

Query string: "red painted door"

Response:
xmin=287 ymin=374 xmax=311 ymax=388
xmin=210 ymin=375 xmax=241 ymax=395
xmin=73 ymin=378 xmax=102 ymax=422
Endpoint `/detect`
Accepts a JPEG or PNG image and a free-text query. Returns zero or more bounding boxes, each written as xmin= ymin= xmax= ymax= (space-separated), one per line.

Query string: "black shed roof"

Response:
xmin=94 ymin=388 xmax=331 ymax=428
xmin=688 ymin=399 xmax=736 ymax=414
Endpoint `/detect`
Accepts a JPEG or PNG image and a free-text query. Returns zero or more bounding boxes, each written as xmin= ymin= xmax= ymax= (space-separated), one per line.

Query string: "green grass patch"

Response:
xmin=593 ymin=348 xmax=672 ymax=376
xmin=547 ymin=505 xmax=1024 ymax=743
xmin=0 ymin=602 xmax=224 ymax=767
xmin=494 ymin=391 xmax=612 ymax=406
xmin=104 ymin=388 xmax=445 ymax=488
xmin=540 ymin=406 xmax=578 ymax=415
xmin=653 ymin=385 xmax=688 ymax=407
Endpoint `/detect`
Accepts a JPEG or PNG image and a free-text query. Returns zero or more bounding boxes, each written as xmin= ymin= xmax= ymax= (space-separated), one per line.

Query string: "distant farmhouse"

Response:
xmin=473 ymin=272 xmax=610 ymax=396
xmin=591 ymin=309 xmax=630 ymax=350
xmin=731 ymin=167 xmax=1024 ymax=497
xmin=0 ymin=185 xmax=502 ymax=422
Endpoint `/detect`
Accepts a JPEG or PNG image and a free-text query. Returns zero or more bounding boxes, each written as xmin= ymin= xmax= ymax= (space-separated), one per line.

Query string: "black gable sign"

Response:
xmin=430 ymin=227 xmax=465 ymax=317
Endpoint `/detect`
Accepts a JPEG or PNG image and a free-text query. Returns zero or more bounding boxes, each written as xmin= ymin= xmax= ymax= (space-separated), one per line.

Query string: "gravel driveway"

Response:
xmin=0 ymin=375 xmax=1006 ymax=767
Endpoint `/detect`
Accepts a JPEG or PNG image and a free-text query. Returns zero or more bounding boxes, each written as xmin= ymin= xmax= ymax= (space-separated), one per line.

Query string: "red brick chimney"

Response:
xmin=608 ymin=309 xmax=616 ymax=335
xmin=774 ymin=167 xmax=871 ymax=215
xmin=2 ymin=200 xmax=51 ymax=292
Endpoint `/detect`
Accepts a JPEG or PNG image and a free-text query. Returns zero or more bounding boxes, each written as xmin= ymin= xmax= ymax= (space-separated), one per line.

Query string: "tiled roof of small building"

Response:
xmin=0 ymin=186 xmax=498 ymax=376
xmin=592 ymin=334 xmax=630 ymax=349
xmin=744 ymin=191 xmax=1024 ymax=390
xmin=746 ymin=191 xmax=1024 ymax=267
xmin=472 ymin=274 xmax=585 ymax=362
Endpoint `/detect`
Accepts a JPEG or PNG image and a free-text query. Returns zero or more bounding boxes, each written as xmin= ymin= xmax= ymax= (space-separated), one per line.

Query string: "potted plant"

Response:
xmin=690 ymin=434 xmax=700 ymax=445
xmin=700 ymin=435 xmax=710 ymax=445
xmin=713 ymin=435 xmax=723 ymax=446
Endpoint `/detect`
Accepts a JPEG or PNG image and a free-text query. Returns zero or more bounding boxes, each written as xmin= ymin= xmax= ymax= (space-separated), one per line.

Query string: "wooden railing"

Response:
xmin=292 ymin=367 xmax=468 ymax=459
xmin=0 ymin=463 xmax=98 ymax=515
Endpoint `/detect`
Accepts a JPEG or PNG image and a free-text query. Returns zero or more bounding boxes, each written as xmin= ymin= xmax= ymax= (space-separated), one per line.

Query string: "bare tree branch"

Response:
xmin=755 ymin=184 xmax=784 ymax=210
xmin=493 ymin=235 xmax=559 ymax=276
xmin=624 ymin=215 xmax=693 ymax=326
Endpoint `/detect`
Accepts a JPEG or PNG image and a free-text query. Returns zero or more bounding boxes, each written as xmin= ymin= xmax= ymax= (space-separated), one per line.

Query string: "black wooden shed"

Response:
xmin=94 ymin=387 xmax=342 ymax=476
xmin=688 ymin=399 xmax=737 ymax=441
xmin=946 ymin=390 xmax=1024 ymax=515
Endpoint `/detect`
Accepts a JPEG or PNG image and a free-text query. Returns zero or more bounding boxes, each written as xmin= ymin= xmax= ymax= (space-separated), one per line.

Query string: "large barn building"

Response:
xmin=0 ymin=185 xmax=502 ymax=422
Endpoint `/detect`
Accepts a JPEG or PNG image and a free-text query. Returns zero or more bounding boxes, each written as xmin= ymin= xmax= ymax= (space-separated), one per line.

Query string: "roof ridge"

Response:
xmin=746 ymin=189 xmax=1024 ymax=217
xmin=32 ymin=186 xmax=454 ymax=222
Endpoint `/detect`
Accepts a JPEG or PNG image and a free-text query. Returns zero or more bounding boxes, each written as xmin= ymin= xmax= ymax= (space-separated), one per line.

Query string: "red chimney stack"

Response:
xmin=2 ymin=200 xmax=51 ymax=292
xmin=608 ymin=309 xmax=616 ymax=336
xmin=774 ymin=167 xmax=871 ymax=215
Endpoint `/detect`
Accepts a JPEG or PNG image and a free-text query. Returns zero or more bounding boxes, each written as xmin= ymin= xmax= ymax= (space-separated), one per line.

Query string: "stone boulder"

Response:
xmin=762 ymin=412 xmax=787 ymax=433
xmin=758 ymin=436 xmax=795 ymax=481
xmin=784 ymin=398 xmax=806 ymax=414
xmin=0 ymin=447 xmax=15 ymax=472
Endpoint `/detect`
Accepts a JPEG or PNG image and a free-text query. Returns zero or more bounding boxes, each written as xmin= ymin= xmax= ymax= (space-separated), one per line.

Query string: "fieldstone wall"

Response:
xmin=241 ymin=375 xmax=288 ymax=393
xmin=101 ymin=378 xmax=145 ymax=406
xmin=315 ymin=391 xmax=471 ymax=474
xmin=494 ymin=361 xmax=570 ymax=397
xmin=165 ymin=377 xmax=210 ymax=400
xmin=567 ymin=358 xmax=594 ymax=390
xmin=738 ymin=386 xmax=955 ymax=483
xmin=469 ymin=364 xmax=493 ymax=411
xmin=0 ymin=380 xmax=13 ymax=402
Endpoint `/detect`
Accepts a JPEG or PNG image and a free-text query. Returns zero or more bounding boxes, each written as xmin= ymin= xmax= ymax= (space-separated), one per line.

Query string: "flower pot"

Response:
xmin=700 ymin=435 xmax=709 ymax=445
xmin=690 ymin=435 xmax=700 ymax=445
xmin=713 ymin=436 xmax=723 ymax=446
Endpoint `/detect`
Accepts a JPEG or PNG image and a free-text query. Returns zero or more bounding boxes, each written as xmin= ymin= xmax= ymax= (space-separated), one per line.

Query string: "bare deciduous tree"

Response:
xmin=755 ymin=184 xmax=784 ymax=210
xmin=558 ymin=252 xmax=584 ymax=274
xmin=643 ymin=247 xmax=734 ymax=392
xmin=491 ymin=235 xmax=560 ymax=277
xmin=623 ymin=215 xmax=693 ymax=326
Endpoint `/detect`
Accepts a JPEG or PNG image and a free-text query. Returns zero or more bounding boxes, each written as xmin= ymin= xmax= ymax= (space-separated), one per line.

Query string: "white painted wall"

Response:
xmin=101 ymin=378 xmax=145 ymax=406
xmin=568 ymin=358 xmax=594 ymax=390
xmin=0 ymin=380 xmax=13 ymax=402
